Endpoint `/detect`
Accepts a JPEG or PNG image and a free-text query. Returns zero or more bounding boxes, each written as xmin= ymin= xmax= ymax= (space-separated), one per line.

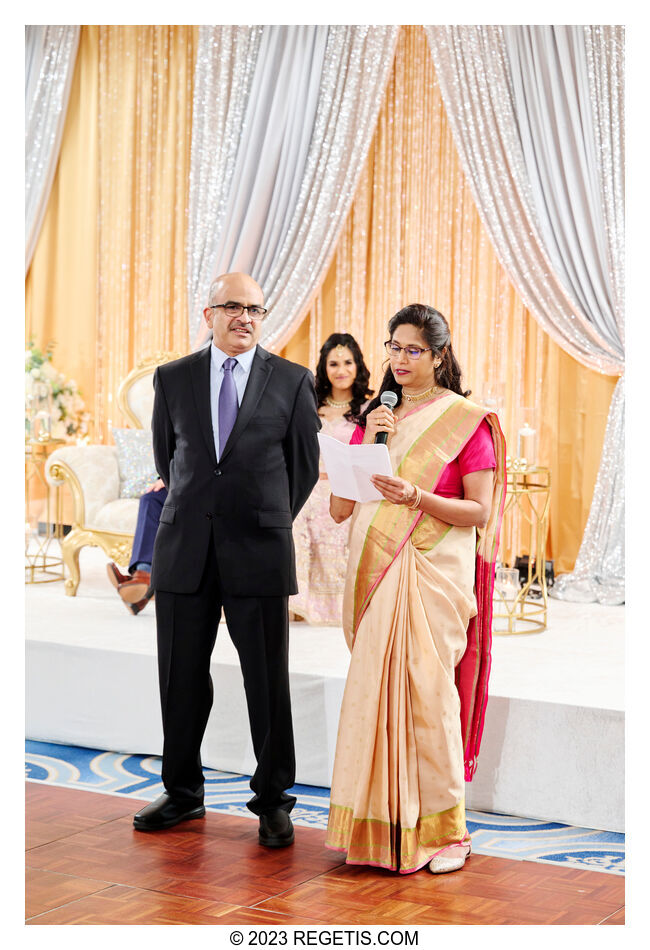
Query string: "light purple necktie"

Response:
xmin=218 ymin=357 xmax=238 ymax=457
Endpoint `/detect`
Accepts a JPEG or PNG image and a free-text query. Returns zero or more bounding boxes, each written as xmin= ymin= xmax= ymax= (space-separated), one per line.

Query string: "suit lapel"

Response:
xmin=219 ymin=346 xmax=273 ymax=463
xmin=190 ymin=346 xmax=218 ymax=467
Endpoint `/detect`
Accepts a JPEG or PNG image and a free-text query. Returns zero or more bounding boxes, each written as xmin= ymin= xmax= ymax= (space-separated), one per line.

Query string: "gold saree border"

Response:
xmin=477 ymin=412 xmax=508 ymax=565
xmin=353 ymin=395 xmax=490 ymax=632
xmin=326 ymin=801 xmax=467 ymax=873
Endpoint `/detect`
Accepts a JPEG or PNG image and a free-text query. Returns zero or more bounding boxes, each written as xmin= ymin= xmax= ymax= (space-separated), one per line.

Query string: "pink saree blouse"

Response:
xmin=350 ymin=416 xmax=496 ymax=496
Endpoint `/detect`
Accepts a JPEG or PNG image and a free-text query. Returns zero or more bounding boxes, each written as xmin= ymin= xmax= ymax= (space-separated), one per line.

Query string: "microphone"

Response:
xmin=375 ymin=391 xmax=398 ymax=444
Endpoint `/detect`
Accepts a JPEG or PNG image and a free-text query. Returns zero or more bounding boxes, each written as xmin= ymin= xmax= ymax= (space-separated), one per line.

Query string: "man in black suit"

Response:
xmin=133 ymin=273 xmax=321 ymax=846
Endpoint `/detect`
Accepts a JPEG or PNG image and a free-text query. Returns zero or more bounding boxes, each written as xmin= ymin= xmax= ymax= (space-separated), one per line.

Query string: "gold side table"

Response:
xmin=492 ymin=466 xmax=551 ymax=635
xmin=25 ymin=438 xmax=65 ymax=583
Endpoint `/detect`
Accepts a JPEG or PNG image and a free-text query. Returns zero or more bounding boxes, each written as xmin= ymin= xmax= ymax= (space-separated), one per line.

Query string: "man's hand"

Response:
xmin=145 ymin=477 xmax=165 ymax=493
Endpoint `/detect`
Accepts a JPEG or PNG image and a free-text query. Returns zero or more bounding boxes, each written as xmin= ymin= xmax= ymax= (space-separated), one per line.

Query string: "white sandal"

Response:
xmin=428 ymin=841 xmax=472 ymax=874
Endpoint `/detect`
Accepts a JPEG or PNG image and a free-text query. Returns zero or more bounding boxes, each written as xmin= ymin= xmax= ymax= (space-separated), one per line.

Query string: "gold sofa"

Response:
xmin=45 ymin=352 xmax=181 ymax=596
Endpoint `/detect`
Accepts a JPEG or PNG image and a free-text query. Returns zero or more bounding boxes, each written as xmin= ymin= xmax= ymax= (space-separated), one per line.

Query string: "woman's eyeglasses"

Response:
xmin=384 ymin=341 xmax=432 ymax=360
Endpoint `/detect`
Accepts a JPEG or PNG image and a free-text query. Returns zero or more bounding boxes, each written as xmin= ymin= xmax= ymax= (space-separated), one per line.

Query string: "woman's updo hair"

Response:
xmin=358 ymin=304 xmax=470 ymax=427
xmin=314 ymin=332 xmax=374 ymax=422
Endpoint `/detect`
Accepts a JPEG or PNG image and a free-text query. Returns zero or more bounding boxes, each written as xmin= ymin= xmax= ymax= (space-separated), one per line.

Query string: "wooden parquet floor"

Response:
xmin=25 ymin=784 xmax=625 ymax=926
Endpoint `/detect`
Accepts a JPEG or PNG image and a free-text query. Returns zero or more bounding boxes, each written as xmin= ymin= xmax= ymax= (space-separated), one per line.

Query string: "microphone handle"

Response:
xmin=374 ymin=432 xmax=389 ymax=445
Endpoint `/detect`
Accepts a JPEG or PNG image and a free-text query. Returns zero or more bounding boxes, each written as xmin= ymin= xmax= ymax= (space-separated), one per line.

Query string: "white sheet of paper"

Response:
xmin=317 ymin=433 xmax=393 ymax=503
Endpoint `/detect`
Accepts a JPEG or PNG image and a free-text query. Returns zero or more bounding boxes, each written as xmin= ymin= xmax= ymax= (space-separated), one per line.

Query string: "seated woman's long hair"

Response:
xmin=359 ymin=304 xmax=470 ymax=427
xmin=314 ymin=333 xmax=374 ymax=422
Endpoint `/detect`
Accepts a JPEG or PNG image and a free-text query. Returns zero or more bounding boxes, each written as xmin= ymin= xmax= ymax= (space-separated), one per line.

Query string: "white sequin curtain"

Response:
xmin=425 ymin=25 xmax=624 ymax=604
xmin=25 ymin=25 xmax=80 ymax=273
xmin=187 ymin=24 xmax=399 ymax=349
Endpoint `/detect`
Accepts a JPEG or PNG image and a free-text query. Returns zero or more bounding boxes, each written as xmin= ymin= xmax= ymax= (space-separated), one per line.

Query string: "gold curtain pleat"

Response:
xmin=96 ymin=25 xmax=196 ymax=437
xmin=26 ymin=25 xmax=197 ymax=441
xmin=280 ymin=26 xmax=617 ymax=574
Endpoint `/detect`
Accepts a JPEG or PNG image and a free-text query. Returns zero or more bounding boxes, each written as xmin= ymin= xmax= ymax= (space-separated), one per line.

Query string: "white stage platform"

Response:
xmin=26 ymin=544 xmax=624 ymax=832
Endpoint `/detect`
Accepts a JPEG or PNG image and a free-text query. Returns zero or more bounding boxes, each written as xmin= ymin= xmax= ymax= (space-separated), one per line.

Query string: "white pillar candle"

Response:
xmin=517 ymin=422 xmax=537 ymax=468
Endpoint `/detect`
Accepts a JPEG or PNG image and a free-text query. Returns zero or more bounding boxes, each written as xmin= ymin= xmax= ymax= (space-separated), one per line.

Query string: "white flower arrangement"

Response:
xmin=25 ymin=341 xmax=91 ymax=441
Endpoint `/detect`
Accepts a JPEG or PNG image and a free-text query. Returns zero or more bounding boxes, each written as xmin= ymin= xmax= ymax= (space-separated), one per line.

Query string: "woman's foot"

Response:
xmin=428 ymin=841 xmax=471 ymax=874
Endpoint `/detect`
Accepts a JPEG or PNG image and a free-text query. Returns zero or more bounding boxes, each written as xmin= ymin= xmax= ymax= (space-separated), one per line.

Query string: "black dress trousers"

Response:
xmin=155 ymin=538 xmax=296 ymax=815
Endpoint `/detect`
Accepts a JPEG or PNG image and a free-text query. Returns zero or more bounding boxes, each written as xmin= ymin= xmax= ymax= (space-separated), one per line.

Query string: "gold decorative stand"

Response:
xmin=25 ymin=438 xmax=65 ymax=584
xmin=492 ymin=465 xmax=551 ymax=635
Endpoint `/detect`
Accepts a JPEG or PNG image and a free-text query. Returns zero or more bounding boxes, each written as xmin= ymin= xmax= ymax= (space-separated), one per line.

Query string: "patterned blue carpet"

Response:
xmin=26 ymin=740 xmax=624 ymax=876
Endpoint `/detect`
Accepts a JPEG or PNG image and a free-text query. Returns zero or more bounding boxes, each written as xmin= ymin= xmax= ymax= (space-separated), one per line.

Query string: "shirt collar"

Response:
xmin=211 ymin=342 xmax=257 ymax=373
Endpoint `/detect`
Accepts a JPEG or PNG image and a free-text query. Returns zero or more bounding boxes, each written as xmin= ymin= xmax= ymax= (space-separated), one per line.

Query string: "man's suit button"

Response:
xmin=213 ymin=468 xmax=222 ymax=476
xmin=206 ymin=512 xmax=212 ymax=520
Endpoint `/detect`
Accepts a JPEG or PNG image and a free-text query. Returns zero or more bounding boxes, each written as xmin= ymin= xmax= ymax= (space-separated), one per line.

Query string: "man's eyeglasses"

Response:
xmin=209 ymin=302 xmax=268 ymax=320
xmin=384 ymin=341 xmax=432 ymax=360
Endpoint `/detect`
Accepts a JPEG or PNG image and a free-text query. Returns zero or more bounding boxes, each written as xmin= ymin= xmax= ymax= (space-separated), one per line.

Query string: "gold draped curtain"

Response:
xmin=25 ymin=25 xmax=196 ymax=438
xmin=25 ymin=24 xmax=617 ymax=573
xmin=280 ymin=26 xmax=618 ymax=573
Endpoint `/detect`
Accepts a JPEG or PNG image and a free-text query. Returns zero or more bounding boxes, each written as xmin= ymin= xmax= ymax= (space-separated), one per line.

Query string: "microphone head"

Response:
xmin=380 ymin=391 xmax=398 ymax=409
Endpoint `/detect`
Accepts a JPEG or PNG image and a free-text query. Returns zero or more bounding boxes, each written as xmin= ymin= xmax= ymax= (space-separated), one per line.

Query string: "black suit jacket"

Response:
xmin=150 ymin=344 xmax=321 ymax=596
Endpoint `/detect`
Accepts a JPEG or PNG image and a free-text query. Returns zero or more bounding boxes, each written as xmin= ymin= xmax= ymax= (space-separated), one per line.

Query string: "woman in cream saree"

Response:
xmin=326 ymin=305 xmax=506 ymax=875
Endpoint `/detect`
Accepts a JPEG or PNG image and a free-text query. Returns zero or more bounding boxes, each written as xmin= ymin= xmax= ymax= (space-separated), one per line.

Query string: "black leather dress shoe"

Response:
xmin=258 ymin=809 xmax=294 ymax=847
xmin=133 ymin=792 xmax=205 ymax=831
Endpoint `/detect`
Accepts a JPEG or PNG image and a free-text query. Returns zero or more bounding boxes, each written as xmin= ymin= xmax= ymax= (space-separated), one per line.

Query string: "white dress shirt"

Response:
xmin=210 ymin=343 xmax=257 ymax=460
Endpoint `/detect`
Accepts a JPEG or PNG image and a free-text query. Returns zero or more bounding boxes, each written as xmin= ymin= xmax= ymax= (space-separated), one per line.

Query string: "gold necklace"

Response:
xmin=325 ymin=396 xmax=351 ymax=408
xmin=402 ymin=384 xmax=443 ymax=403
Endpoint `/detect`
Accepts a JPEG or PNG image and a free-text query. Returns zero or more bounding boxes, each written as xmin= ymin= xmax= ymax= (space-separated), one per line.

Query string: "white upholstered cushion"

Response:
xmin=88 ymin=498 xmax=140 ymax=534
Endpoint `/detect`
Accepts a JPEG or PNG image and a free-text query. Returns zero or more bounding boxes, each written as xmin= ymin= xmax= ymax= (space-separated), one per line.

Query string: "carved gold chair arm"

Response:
xmin=47 ymin=458 xmax=85 ymax=527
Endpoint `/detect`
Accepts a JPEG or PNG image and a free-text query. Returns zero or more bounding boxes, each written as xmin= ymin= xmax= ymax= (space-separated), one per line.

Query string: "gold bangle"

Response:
xmin=406 ymin=485 xmax=421 ymax=510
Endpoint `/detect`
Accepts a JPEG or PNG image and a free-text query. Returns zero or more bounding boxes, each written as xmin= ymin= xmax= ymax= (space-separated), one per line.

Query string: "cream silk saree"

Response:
xmin=325 ymin=392 xmax=506 ymax=873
